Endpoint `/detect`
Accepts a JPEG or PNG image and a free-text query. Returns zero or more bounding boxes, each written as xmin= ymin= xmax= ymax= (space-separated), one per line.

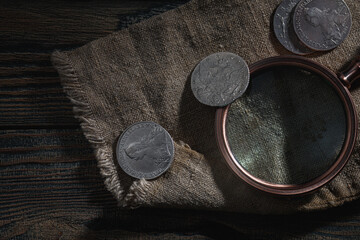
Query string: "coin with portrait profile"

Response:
xmin=191 ymin=52 xmax=250 ymax=107
xmin=273 ymin=0 xmax=313 ymax=55
xmin=116 ymin=121 xmax=174 ymax=180
xmin=293 ymin=0 xmax=352 ymax=51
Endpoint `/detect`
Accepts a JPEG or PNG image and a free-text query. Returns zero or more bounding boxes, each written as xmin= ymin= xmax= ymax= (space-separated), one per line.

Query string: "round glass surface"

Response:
xmin=226 ymin=66 xmax=347 ymax=185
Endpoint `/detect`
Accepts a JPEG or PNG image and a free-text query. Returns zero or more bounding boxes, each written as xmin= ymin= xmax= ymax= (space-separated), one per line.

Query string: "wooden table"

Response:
xmin=1 ymin=1 xmax=360 ymax=239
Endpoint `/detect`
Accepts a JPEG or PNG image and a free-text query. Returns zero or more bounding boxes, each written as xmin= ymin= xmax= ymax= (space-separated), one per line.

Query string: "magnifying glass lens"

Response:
xmin=226 ymin=66 xmax=347 ymax=185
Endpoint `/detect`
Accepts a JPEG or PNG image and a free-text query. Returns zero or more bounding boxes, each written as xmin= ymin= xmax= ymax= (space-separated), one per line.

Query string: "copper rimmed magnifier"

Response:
xmin=216 ymin=55 xmax=360 ymax=195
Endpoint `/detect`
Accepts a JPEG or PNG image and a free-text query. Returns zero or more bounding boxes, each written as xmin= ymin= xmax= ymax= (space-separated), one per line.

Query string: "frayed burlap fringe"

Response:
xmin=51 ymin=51 xmax=130 ymax=205
xmin=51 ymin=50 xmax=179 ymax=210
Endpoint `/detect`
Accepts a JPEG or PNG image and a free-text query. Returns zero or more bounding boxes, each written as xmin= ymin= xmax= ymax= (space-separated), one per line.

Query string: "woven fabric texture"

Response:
xmin=51 ymin=0 xmax=360 ymax=214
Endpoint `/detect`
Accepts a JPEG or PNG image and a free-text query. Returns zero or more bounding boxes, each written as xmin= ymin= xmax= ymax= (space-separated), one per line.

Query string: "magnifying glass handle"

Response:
xmin=339 ymin=56 xmax=360 ymax=89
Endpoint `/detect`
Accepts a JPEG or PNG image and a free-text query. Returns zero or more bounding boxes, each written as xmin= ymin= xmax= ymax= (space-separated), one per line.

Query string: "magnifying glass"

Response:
xmin=215 ymin=55 xmax=360 ymax=195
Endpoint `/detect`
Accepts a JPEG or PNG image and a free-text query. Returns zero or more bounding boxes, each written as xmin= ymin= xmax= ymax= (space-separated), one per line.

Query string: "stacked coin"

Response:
xmin=274 ymin=0 xmax=352 ymax=55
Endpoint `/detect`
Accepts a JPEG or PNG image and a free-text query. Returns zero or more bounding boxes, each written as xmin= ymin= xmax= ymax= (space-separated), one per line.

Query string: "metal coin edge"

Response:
xmin=273 ymin=0 xmax=313 ymax=55
xmin=116 ymin=121 xmax=175 ymax=180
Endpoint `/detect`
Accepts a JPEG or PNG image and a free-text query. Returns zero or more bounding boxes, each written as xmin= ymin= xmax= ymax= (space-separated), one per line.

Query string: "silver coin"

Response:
xmin=273 ymin=0 xmax=314 ymax=55
xmin=116 ymin=121 xmax=174 ymax=180
xmin=191 ymin=52 xmax=250 ymax=107
xmin=293 ymin=0 xmax=352 ymax=51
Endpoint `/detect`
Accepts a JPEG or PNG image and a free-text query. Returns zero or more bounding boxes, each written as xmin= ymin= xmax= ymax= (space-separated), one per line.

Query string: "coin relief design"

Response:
xmin=293 ymin=0 xmax=351 ymax=51
xmin=304 ymin=6 xmax=348 ymax=44
xmin=124 ymin=126 xmax=171 ymax=165
xmin=273 ymin=0 xmax=313 ymax=55
xmin=191 ymin=52 xmax=250 ymax=107
xmin=116 ymin=122 xmax=174 ymax=180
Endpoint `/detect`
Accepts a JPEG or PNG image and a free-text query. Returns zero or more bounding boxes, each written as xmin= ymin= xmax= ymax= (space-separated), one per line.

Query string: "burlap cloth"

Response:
xmin=51 ymin=0 xmax=360 ymax=214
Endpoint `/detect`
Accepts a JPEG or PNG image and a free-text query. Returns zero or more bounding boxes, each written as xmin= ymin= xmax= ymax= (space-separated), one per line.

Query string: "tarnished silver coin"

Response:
xmin=116 ymin=121 xmax=174 ymax=180
xmin=273 ymin=0 xmax=313 ymax=55
xmin=191 ymin=52 xmax=250 ymax=107
xmin=293 ymin=0 xmax=352 ymax=51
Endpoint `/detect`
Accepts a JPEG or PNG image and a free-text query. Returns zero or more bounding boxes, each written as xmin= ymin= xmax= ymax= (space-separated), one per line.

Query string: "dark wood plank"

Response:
xmin=0 ymin=1 xmax=184 ymax=48
xmin=0 ymin=128 xmax=114 ymax=239
xmin=0 ymin=129 xmax=94 ymax=165
xmin=0 ymin=0 xmax=187 ymax=128
xmin=1 ymin=129 xmax=360 ymax=238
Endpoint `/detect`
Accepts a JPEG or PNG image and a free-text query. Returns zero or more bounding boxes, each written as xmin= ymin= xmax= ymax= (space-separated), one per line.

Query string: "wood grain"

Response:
xmin=0 ymin=0 xmax=185 ymax=128
xmin=1 ymin=0 xmax=360 ymax=239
